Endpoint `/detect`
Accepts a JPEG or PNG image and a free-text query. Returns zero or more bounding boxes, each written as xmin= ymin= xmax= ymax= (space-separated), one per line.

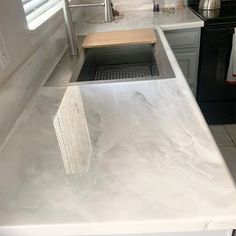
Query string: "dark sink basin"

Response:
xmin=77 ymin=44 xmax=159 ymax=82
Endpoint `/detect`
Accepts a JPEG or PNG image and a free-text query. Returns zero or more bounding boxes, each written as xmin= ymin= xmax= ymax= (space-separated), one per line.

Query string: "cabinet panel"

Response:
xmin=164 ymin=28 xmax=201 ymax=96
xmin=165 ymin=30 xmax=199 ymax=49
xmin=175 ymin=51 xmax=197 ymax=86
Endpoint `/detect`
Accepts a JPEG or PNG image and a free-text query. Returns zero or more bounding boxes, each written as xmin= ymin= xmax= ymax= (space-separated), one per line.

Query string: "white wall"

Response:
xmin=0 ymin=1 xmax=85 ymax=147
xmin=0 ymin=0 xmax=32 ymax=85
xmin=112 ymin=0 xmax=152 ymax=11
xmin=84 ymin=0 xmax=152 ymax=20
xmin=0 ymin=1 xmax=80 ymax=85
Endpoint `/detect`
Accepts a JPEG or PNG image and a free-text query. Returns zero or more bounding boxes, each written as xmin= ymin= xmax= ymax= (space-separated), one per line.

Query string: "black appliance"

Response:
xmin=189 ymin=0 xmax=236 ymax=124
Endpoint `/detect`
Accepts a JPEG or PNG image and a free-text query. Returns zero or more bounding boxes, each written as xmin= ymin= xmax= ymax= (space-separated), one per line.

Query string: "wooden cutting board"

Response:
xmin=82 ymin=29 xmax=157 ymax=49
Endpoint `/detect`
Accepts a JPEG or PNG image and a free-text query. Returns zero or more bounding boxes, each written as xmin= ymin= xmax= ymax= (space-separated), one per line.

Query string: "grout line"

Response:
xmin=219 ymin=145 xmax=236 ymax=148
xmin=209 ymin=125 xmax=235 ymax=148
xmin=224 ymin=125 xmax=236 ymax=146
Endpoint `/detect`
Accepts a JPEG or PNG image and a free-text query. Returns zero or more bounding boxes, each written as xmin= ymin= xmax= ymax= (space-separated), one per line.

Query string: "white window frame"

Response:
xmin=21 ymin=0 xmax=63 ymax=30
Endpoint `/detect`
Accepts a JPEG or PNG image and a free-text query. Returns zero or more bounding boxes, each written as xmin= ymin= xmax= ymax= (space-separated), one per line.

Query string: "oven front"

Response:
xmin=197 ymin=23 xmax=236 ymax=124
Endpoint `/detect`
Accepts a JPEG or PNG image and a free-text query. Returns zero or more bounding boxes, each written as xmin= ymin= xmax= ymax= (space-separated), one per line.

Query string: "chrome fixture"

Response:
xmin=62 ymin=0 xmax=114 ymax=56
xmin=199 ymin=0 xmax=221 ymax=10
xmin=199 ymin=8 xmax=220 ymax=18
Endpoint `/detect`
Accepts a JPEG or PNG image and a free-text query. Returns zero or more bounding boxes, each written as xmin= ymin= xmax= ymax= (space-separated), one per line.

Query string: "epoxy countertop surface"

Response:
xmin=1 ymin=25 xmax=236 ymax=236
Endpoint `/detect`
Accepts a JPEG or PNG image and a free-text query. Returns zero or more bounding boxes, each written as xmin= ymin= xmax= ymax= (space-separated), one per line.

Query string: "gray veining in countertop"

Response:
xmin=0 ymin=9 xmax=231 ymax=236
xmin=1 ymin=27 xmax=236 ymax=235
xmin=77 ymin=7 xmax=204 ymax=35
xmin=1 ymin=77 xmax=236 ymax=236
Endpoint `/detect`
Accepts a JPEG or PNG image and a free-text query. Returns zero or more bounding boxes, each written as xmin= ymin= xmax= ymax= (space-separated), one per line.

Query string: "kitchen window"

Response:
xmin=21 ymin=0 xmax=63 ymax=30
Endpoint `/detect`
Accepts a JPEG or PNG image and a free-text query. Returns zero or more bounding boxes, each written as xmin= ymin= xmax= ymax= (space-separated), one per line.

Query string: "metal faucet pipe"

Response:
xmin=105 ymin=0 xmax=113 ymax=22
xmin=62 ymin=0 xmax=114 ymax=56
xmin=69 ymin=3 xmax=105 ymax=8
xmin=62 ymin=0 xmax=79 ymax=56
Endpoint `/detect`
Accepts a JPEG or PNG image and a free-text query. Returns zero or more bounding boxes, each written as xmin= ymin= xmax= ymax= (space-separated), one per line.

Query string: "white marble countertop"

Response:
xmin=1 ymin=27 xmax=236 ymax=236
xmin=78 ymin=7 xmax=204 ymax=35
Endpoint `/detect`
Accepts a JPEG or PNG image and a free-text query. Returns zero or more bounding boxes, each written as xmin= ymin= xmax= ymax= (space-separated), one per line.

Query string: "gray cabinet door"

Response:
xmin=165 ymin=30 xmax=199 ymax=49
xmin=175 ymin=51 xmax=197 ymax=93
xmin=164 ymin=28 xmax=201 ymax=96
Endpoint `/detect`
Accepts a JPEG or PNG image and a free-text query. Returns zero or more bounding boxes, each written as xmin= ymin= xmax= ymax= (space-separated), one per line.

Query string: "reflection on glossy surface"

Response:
xmin=53 ymin=87 xmax=92 ymax=175
xmin=199 ymin=9 xmax=220 ymax=19
xmin=1 ymin=80 xmax=236 ymax=234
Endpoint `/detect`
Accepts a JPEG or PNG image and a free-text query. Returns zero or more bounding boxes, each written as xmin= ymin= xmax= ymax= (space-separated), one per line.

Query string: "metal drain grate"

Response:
xmin=94 ymin=62 xmax=158 ymax=80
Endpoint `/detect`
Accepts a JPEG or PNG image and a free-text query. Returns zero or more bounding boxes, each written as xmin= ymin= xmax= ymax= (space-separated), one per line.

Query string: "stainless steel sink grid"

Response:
xmin=76 ymin=44 xmax=167 ymax=82
xmin=94 ymin=62 xmax=159 ymax=80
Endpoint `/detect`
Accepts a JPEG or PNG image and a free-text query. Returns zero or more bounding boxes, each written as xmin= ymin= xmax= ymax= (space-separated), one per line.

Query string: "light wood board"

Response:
xmin=82 ymin=29 xmax=157 ymax=49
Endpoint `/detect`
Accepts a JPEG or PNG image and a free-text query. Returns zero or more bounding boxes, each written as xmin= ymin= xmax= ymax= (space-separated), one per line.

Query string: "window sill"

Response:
xmin=27 ymin=1 xmax=80 ymax=46
xmin=27 ymin=1 xmax=63 ymax=31
xmin=28 ymin=5 xmax=65 ymax=46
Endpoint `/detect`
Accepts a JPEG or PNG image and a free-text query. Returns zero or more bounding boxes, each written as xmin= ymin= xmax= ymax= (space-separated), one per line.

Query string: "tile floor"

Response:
xmin=209 ymin=125 xmax=236 ymax=181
